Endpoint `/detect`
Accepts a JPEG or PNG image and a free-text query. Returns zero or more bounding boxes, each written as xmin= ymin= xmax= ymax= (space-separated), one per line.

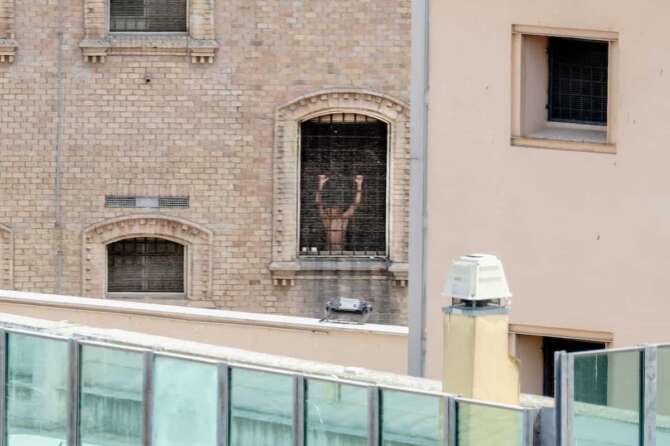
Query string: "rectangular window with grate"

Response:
xmin=105 ymin=196 xmax=189 ymax=209
xmin=110 ymin=0 xmax=187 ymax=33
xmin=108 ymin=238 xmax=184 ymax=293
xmin=299 ymin=114 xmax=387 ymax=257
xmin=548 ymin=37 xmax=609 ymax=125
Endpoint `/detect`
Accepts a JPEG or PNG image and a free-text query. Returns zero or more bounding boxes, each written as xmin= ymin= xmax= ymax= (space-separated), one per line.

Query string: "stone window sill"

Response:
xmin=513 ymin=126 xmax=615 ymax=154
xmin=269 ymin=260 xmax=408 ymax=287
xmin=0 ymin=39 xmax=17 ymax=63
xmin=80 ymin=35 xmax=218 ymax=64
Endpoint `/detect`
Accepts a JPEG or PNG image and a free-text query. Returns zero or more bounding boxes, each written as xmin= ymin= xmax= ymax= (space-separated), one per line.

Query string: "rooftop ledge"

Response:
xmin=0 ymin=289 xmax=408 ymax=337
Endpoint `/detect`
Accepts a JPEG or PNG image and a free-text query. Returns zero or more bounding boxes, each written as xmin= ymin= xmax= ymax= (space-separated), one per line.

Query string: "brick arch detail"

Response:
xmin=0 ymin=224 xmax=13 ymax=289
xmin=81 ymin=215 xmax=213 ymax=299
xmin=271 ymin=89 xmax=410 ymax=285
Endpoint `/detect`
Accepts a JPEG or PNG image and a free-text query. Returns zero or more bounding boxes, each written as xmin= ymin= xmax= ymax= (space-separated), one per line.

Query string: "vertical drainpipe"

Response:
xmin=54 ymin=0 xmax=66 ymax=292
xmin=408 ymin=0 xmax=430 ymax=377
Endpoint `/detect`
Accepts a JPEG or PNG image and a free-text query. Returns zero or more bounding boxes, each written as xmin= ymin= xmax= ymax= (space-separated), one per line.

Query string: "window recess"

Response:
xmin=511 ymin=25 xmax=618 ymax=154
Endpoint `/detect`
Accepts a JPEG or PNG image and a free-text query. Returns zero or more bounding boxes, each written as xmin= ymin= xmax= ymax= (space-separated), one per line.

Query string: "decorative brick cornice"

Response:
xmin=272 ymin=90 xmax=410 ymax=287
xmin=81 ymin=215 xmax=213 ymax=299
xmin=81 ymin=0 xmax=218 ymax=63
xmin=0 ymin=224 xmax=13 ymax=289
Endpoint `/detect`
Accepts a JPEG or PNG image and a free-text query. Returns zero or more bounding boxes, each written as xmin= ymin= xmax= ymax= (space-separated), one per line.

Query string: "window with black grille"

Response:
xmin=548 ymin=37 xmax=609 ymax=125
xmin=110 ymin=0 xmax=187 ymax=32
xmin=107 ymin=238 xmax=184 ymax=293
xmin=299 ymin=114 xmax=387 ymax=256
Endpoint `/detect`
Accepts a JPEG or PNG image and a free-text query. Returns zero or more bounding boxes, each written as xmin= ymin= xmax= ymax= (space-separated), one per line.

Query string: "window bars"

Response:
xmin=110 ymin=0 xmax=188 ymax=32
xmin=0 ymin=327 xmax=537 ymax=446
xmin=107 ymin=237 xmax=185 ymax=293
xmin=548 ymin=37 xmax=609 ymax=126
xmin=299 ymin=114 xmax=388 ymax=257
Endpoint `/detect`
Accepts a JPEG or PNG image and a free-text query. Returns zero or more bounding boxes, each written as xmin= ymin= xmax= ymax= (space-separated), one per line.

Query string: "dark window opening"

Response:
xmin=107 ymin=238 xmax=184 ymax=293
xmin=548 ymin=37 xmax=609 ymax=125
xmin=110 ymin=0 xmax=187 ymax=32
xmin=542 ymin=337 xmax=607 ymax=401
xmin=299 ymin=114 xmax=388 ymax=256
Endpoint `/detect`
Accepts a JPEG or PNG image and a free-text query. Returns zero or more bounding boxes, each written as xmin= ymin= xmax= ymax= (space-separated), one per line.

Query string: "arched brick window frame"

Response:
xmin=81 ymin=215 xmax=213 ymax=299
xmin=0 ymin=224 xmax=13 ymax=289
xmin=270 ymin=90 xmax=409 ymax=287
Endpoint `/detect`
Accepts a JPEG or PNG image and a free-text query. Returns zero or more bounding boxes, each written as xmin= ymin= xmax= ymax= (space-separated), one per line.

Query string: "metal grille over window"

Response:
xmin=548 ymin=37 xmax=609 ymax=125
xmin=107 ymin=238 xmax=184 ymax=293
xmin=299 ymin=113 xmax=387 ymax=257
xmin=105 ymin=196 xmax=189 ymax=209
xmin=110 ymin=0 xmax=187 ymax=32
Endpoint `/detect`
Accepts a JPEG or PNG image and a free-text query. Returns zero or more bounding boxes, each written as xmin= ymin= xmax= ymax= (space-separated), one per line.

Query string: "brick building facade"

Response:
xmin=0 ymin=0 xmax=410 ymax=323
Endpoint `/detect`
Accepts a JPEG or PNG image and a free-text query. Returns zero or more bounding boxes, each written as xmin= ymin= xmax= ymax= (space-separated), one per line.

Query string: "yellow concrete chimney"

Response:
xmin=441 ymin=254 xmax=520 ymax=405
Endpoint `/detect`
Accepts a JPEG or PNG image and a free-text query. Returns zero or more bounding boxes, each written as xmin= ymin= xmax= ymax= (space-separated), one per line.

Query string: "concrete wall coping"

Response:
xmin=0 ymin=290 xmax=408 ymax=336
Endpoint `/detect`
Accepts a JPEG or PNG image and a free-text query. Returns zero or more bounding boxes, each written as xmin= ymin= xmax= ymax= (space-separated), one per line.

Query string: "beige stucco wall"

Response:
xmin=0 ymin=290 xmax=408 ymax=374
xmin=426 ymin=0 xmax=670 ymax=379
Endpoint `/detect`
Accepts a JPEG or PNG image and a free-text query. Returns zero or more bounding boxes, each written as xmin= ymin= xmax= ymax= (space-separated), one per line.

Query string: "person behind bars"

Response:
xmin=315 ymin=174 xmax=364 ymax=251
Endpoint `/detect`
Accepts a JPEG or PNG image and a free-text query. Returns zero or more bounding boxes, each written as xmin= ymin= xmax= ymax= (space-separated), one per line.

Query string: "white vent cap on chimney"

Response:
xmin=442 ymin=254 xmax=512 ymax=301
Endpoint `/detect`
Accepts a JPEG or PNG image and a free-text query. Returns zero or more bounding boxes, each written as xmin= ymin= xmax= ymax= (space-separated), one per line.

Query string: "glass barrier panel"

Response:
xmin=657 ymin=346 xmax=670 ymax=444
xmin=230 ymin=368 xmax=294 ymax=446
xmin=151 ymin=356 xmax=218 ymax=446
xmin=381 ymin=389 xmax=443 ymax=446
xmin=305 ymin=379 xmax=368 ymax=446
xmin=455 ymin=401 xmax=523 ymax=445
xmin=572 ymin=350 xmax=641 ymax=446
xmin=79 ymin=345 xmax=144 ymax=446
xmin=6 ymin=334 xmax=69 ymax=446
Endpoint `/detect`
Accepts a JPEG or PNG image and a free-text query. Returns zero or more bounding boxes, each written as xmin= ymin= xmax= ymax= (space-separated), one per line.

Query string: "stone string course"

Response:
xmin=0 ymin=0 xmax=410 ymax=324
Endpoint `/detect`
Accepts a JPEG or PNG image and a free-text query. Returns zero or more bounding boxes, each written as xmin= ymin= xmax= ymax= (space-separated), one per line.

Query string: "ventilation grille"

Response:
xmin=105 ymin=196 xmax=190 ymax=209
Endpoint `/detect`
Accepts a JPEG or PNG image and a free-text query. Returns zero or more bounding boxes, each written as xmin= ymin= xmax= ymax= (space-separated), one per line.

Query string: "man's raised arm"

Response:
xmin=343 ymin=175 xmax=364 ymax=219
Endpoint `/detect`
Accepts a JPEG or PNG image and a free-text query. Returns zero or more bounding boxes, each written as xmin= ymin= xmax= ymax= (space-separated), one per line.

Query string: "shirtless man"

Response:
xmin=316 ymin=174 xmax=364 ymax=251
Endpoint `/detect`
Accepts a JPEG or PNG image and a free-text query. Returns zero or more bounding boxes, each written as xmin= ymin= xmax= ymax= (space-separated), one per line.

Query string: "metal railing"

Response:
xmin=0 ymin=326 xmax=538 ymax=446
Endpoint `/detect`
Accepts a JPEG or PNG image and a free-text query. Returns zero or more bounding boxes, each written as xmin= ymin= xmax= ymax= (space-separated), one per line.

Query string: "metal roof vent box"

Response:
xmin=442 ymin=254 xmax=512 ymax=301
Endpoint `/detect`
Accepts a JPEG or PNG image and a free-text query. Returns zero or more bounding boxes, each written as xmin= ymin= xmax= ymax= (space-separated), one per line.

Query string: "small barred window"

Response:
xmin=548 ymin=37 xmax=609 ymax=125
xmin=299 ymin=113 xmax=388 ymax=257
xmin=110 ymin=0 xmax=187 ymax=33
xmin=107 ymin=238 xmax=184 ymax=293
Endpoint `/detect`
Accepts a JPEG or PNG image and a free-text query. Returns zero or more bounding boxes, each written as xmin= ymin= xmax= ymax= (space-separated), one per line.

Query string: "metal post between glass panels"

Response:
xmin=554 ymin=351 xmax=571 ymax=446
xmin=143 ymin=351 xmax=155 ymax=446
xmin=0 ymin=330 xmax=6 ymax=446
xmin=522 ymin=409 xmax=538 ymax=446
xmin=643 ymin=345 xmax=657 ymax=446
xmin=293 ymin=374 xmax=305 ymax=446
xmin=445 ymin=396 xmax=456 ymax=446
xmin=217 ymin=363 xmax=230 ymax=446
xmin=67 ymin=339 xmax=80 ymax=446
xmin=368 ymin=387 xmax=380 ymax=446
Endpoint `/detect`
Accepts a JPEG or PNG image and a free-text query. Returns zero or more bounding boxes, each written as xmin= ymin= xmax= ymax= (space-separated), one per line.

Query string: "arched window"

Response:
xmin=299 ymin=113 xmax=388 ymax=256
xmin=107 ymin=238 xmax=184 ymax=294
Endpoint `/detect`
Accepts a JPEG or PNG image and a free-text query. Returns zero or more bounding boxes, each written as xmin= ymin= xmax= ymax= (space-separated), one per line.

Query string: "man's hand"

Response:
xmin=354 ymin=175 xmax=364 ymax=190
xmin=318 ymin=175 xmax=329 ymax=189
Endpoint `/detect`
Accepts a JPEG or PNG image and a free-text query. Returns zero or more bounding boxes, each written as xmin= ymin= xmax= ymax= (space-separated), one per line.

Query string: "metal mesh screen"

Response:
xmin=105 ymin=195 xmax=189 ymax=209
xmin=107 ymin=238 xmax=184 ymax=293
xmin=110 ymin=0 xmax=187 ymax=32
xmin=158 ymin=196 xmax=190 ymax=208
xmin=299 ymin=114 xmax=387 ymax=256
xmin=548 ymin=37 xmax=608 ymax=125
